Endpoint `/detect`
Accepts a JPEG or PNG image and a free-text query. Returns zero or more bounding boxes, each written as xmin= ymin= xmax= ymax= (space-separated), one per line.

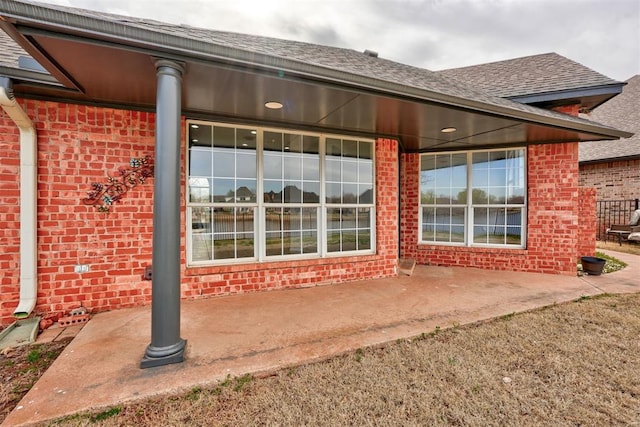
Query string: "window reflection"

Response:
xmin=188 ymin=123 xmax=375 ymax=263
xmin=421 ymin=149 xmax=525 ymax=247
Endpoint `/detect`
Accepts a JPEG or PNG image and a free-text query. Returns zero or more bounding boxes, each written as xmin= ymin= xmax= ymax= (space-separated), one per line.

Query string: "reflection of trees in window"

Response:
xmin=188 ymin=122 xmax=375 ymax=264
xmin=420 ymin=149 xmax=525 ymax=247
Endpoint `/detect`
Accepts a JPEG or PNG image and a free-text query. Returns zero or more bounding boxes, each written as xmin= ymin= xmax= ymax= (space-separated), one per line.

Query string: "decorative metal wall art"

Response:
xmin=82 ymin=155 xmax=154 ymax=213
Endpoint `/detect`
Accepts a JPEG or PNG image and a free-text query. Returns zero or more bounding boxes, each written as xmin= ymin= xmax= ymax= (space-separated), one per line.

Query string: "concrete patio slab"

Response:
xmin=4 ymin=252 xmax=639 ymax=426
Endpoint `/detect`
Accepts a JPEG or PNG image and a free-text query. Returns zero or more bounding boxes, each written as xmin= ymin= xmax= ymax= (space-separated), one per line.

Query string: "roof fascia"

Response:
xmin=508 ymin=84 xmax=625 ymax=106
xmin=0 ymin=0 xmax=633 ymax=140
xmin=579 ymin=154 xmax=640 ymax=165
xmin=0 ymin=65 xmax=61 ymax=86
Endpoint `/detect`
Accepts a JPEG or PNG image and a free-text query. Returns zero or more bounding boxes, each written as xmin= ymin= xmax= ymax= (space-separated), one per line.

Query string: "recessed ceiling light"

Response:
xmin=284 ymin=146 xmax=290 ymax=150
xmin=191 ymin=124 xmax=199 ymax=129
xmin=242 ymin=143 xmax=248 ymax=147
xmin=265 ymin=101 xmax=283 ymax=110
xmin=192 ymin=139 xmax=199 ymax=142
xmin=441 ymin=127 xmax=457 ymax=133
xmin=251 ymin=130 xmax=257 ymax=135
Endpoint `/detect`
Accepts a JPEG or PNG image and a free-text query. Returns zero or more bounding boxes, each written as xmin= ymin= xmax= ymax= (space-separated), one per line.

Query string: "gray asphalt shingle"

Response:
xmin=0 ymin=29 xmax=29 ymax=69
xmin=579 ymin=75 xmax=640 ymax=162
xmin=436 ymin=52 xmax=621 ymax=98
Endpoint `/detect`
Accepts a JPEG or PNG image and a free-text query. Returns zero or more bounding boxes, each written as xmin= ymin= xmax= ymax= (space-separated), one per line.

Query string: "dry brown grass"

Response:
xmin=597 ymin=240 xmax=640 ymax=255
xmin=0 ymin=339 xmax=71 ymax=423
xmin=52 ymin=293 xmax=640 ymax=426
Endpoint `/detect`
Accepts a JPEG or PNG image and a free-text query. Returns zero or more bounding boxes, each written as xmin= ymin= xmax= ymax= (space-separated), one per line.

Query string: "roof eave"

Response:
xmin=579 ymin=153 xmax=640 ymax=165
xmin=508 ymin=83 xmax=625 ymax=108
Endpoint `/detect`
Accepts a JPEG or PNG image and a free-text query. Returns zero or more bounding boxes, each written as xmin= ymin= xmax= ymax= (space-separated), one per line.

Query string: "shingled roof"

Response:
xmin=437 ymin=52 xmax=621 ymax=99
xmin=0 ymin=29 xmax=28 ymax=69
xmin=579 ymin=75 xmax=640 ymax=163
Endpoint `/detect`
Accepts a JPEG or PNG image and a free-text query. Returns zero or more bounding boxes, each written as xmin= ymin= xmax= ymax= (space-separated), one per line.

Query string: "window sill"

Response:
xmin=185 ymin=252 xmax=381 ymax=276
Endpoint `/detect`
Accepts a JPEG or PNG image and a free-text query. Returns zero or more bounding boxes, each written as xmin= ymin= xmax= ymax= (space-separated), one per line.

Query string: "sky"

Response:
xmin=44 ymin=0 xmax=640 ymax=81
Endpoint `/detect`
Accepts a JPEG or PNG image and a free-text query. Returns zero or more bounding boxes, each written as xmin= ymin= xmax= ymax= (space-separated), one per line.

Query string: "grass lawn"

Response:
xmin=44 ymin=292 xmax=640 ymax=426
xmin=597 ymin=240 xmax=640 ymax=256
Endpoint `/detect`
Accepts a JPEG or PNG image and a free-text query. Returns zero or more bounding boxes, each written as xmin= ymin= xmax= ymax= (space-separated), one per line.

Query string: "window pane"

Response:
xmin=327 ymin=230 xmax=341 ymax=253
xmin=327 ymin=208 xmax=341 ymax=229
xmin=237 ymin=153 xmax=256 ymax=178
xmin=326 ymin=138 xmax=341 ymax=156
xmin=303 ymin=182 xmax=320 ymax=203
xmin=359 ymin=183 xmax=373 ymax=204
xmin=359 ymin=141 xmax=372 ymax=159
xmin=265 ymin=231 xmax=282 ymax=256
xmin=303 ymin=156 xmax=320 ymax=181
xmin=211 ymin=179 xmax=233 ymax=202
xmin=343 ymin=161 xmax=358 ymax=182
xmin=326 ymin=158 xmax=341 ymax=182
xmin=326 ymin=183 xmax=341 ymax=204
xmin=213 ymin=126 xmax=235 ymax=148
xmin=211 ymin=208 xmax=255 ymax=260
xmin=237 ymin=128 xmax=256 ymax=149
xmin=359 ymin=160 xmax=373 ymax=184
xmin=284 ymin=156 xmax=302 ymax=180
xmin=265 ymin=207 xmax=318 ymax=256
xmin=236 ymin=180 xmax=256 ymax=203
xmin=189 ymin=148 xmax=212 ymax=177
xmin=264 ymin=131 xmax=282 ymax=151
xmin=264 ymin=180 xmax=283 ymax=203
xmin=284 ymin=133 xmax=303 ymax=153
xmin=189 ymin=124 xmax=212 ymax=147
xmin=283 ymin=232 xmax=302 ymax=255
xmin=343 ymin=139 xmax=358 ymax=158
xmin=213 ymin=150 xmax=234 ymax=177
xmin=191 ymin=207 xmax=213 ymax=261
xmin=303 ymin=135 xmax=319 ymax=154
xmin=302 ymin=231 xmax=318 ymax=254
xmin=264 ymin=153 xmax=283 ymax=180
xmin=189 ymin=177 xmax=211 ymax=203
xmin=283 ymin=183 xmax=303 ymax=203
xmin=342 ymin=183 xmax=358 ymax=204
xmin=358 ymin=229 xmax=371 ymax=250
xmin=265 ymin=208 xmax=282 ymax=231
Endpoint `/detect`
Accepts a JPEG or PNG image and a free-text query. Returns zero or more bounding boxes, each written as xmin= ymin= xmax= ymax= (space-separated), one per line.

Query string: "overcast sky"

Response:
xmin=45 ymin=0 xmax=639 ymax=81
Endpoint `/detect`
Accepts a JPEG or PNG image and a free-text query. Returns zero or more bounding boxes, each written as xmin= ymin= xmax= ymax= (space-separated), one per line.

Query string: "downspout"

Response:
xmin=0 ymin=77 xmax=37 ymax=318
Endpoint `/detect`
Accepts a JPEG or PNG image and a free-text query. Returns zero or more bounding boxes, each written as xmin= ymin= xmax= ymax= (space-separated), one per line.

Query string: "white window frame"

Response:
xmin=186 ymin=120 xmax=376 ymax=266
xmin=419 ymin=148 xmax=527 ymax=249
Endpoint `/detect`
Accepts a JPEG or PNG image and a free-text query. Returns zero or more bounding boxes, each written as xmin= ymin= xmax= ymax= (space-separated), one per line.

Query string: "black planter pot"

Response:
xmin=581 ymin=256 xmax=606 ymax=276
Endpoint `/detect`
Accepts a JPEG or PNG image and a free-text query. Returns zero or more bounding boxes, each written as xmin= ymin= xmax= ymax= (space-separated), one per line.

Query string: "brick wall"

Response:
xmin=577 ymin=187 xmax=597 ymax=257
xmin=0 ymin=100 xmax=399 ymax=326
xmin=579 ymin=159 xmax=640 ymax=200
xmin=400 ymin=142 xmax=583 ymax=275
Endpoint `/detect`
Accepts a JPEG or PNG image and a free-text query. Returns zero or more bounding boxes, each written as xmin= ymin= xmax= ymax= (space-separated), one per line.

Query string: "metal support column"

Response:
xmin=141 ymin=59 xmax=186 ymax=368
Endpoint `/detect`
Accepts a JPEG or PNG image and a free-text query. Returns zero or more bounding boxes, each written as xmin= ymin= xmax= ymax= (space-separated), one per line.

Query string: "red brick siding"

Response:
xmin=579 ymin=159 xmax=640 ymax=200
xmin=0 ymin=110 xmax=21 ymax=322
xmin=577 ymin=187 xmax=597 ymax=258
xmin=0 ymin=100 xmax=399 ymax=326
xmin=401 ymin=142 xmax=583 ymax=275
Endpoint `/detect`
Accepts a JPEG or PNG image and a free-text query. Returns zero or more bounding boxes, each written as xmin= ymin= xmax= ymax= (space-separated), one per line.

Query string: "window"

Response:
xmin=187 ymin=121 xmax=375 ymax=265
xmin=420 ymin=149 xmax=526 ymax=247
xmin=325 ymin=138 xmax=374 ymax=252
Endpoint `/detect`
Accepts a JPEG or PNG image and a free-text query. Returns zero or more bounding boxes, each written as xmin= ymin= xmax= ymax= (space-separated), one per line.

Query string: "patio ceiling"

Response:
xmin=0 ymin=2 xmax=631 ymax=152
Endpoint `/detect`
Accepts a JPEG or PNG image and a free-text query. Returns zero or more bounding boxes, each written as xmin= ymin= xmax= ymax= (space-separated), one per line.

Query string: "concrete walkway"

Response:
xmin=4 ymin=250 xmax=639 ymax=426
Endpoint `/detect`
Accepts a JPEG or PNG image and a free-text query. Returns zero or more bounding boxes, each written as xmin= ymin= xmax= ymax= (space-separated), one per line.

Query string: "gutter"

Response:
xmin=0 ymin=76 xmax=37 ymax=318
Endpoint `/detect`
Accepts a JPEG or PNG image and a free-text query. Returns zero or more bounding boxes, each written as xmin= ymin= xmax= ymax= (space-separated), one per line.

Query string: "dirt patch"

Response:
xmin=0 ymin=339 xmax=71 ymax=423
xmin=52 ymin=293 xmax=640 ymax=426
